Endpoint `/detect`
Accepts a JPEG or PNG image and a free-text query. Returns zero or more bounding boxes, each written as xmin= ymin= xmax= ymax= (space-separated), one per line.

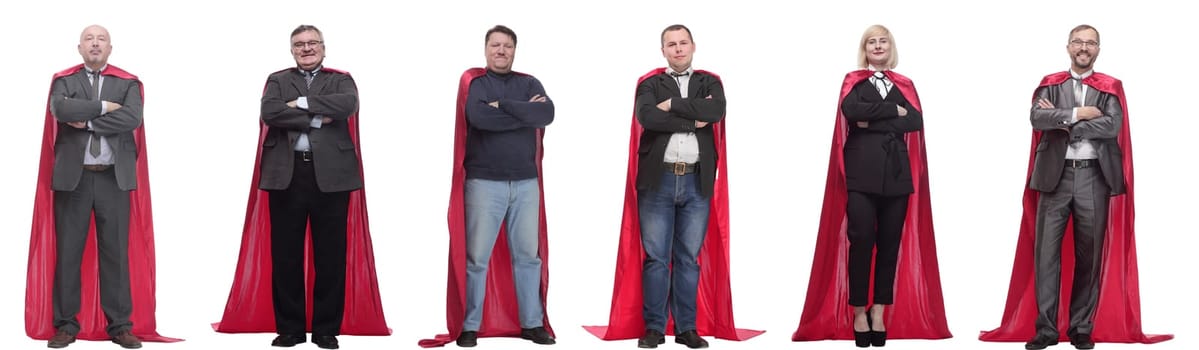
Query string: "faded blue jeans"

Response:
xmin=639 ymin=171 xmax=710 ymax=333
xmin=462 ymin=178 xmax=544 ymax=331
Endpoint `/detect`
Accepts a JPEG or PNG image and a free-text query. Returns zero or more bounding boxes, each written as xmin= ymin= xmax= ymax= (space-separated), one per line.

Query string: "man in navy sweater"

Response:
xmin=456 ymin=25 xmax=555 ymax=347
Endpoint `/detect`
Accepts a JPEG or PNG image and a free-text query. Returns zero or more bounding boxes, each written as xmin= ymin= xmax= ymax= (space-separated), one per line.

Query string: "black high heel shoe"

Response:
xmin=866 ymin=310 xmax=886 ymax=347
xmin=853 ymin=311 xmax=870 ymax=347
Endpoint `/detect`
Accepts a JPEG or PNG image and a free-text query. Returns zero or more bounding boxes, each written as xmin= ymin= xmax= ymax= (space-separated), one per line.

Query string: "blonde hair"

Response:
xmin=857 ymin=24 xmax=898 ymax=69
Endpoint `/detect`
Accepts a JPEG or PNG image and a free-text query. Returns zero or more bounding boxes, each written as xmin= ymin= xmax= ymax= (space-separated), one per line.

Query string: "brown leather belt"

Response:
xmin=1065 ymin=159 xmax=1097 ymax=168
xmin=82 ymin=164 xmax=112 ymax=172
xmin=665 ymin=162 xmax=697 ymax=175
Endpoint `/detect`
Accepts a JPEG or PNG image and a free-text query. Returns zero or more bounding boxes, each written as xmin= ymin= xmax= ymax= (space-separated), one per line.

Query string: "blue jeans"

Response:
xmin=463 ymin=178 xmax=544 ymax=331
xmin=639 ymin=171 xmax=710 ymax=333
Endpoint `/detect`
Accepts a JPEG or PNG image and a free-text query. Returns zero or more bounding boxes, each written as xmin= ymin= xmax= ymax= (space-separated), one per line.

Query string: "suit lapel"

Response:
xmin=287 ymin=69 xmax=308 ymax=95
xmin=659 ymin=74 xmax=681 ymax=97
xmin=1083 ymin=83 xmax=1098 ymax=106
xmin=687 ymin=73 xmax=702 ymax=99
xmin=74 ymin=70 xmax=96 ymax=100
xmin=308 ymin=70 xmax=329 ymax=94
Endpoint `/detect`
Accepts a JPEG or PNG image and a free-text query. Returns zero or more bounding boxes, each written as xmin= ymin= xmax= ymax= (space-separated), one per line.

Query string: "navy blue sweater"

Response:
xmin=464 ymin=70 xmax=555 ymax=180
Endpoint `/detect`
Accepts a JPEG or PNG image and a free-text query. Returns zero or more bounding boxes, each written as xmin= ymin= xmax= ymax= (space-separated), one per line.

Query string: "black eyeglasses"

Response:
xmin=292 ymin=40 xmax=323 ymax=49
xmin=1069 ymin=40 xmax=1099 ymax=48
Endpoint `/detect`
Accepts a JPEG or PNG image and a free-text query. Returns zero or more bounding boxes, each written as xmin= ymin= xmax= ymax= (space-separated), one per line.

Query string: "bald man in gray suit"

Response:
xmin=47 ymin=24 xmax=143 ymax=349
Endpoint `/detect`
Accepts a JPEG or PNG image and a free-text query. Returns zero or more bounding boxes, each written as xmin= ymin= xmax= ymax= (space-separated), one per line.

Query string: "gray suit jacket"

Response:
xmin=49 ymin=69 xmax=143 ymax=191
xmin=258 ymin=68 xmax=362 ymax=192
xmin=1028 ymin=78 xmax=1125 ymax=195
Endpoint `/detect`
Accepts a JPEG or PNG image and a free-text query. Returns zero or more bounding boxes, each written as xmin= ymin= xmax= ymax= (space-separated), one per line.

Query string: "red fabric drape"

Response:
xmin=979 ymin=72 xmax=1172 ymax=344
xmin=584 ymin=68 xmax=762 ymax=341
xmin=418 ymin=68 xmax=555 ymax=347
xmin=26 ymin=64 xmax=179 ymax=342
xmin=213 ymin=67 xmax=390 ymax=335
xmin=792 ymin=70 xmax=951 ymax=341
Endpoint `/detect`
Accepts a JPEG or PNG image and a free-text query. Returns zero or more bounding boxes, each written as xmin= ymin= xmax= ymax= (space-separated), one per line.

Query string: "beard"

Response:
xmin=1072 ymin=52 xmax=1095 ymax=70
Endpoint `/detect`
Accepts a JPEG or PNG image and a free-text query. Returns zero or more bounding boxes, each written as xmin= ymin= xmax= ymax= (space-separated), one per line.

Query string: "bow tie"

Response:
xmin=669 ymin=70 xmax=690 ymax=77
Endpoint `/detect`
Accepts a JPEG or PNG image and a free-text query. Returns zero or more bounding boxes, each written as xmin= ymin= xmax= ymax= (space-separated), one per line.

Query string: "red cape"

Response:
xmin=979 ymin=72 xmax=1172 ymax=343
xmin=25 ymin=64 xmax=179 ymax=342
xmin=418 ymin=68 xmax=554 ymax=347
xmin=584 ymin=68 xmax=762 ymax=341
xmin=213 ymin=67 xmax=390 ymax=335
xmin=792 ymin=70 xmax=951 ymax=341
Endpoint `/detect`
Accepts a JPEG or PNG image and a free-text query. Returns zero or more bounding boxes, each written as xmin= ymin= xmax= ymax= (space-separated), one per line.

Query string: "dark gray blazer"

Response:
xmin=49 ymin=69 xmax=143 ymax=191
xmin=258 ymin=68 xmax=362 ymax=192
xmin=1029 ymin=78 xmax=1126 ymax=195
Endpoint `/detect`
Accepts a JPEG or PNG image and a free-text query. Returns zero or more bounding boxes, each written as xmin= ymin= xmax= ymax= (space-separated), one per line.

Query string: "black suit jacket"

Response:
xmin=1028 ymin=79 xmax=1125 ymax=195
xmin=49 ymin=69 xmax=143 ymax=191
xmin=634 ymin=71 xmax=726 ymax=197
xmin=840 ymin=79 xmax=923 ymax=196
xmin=259 ymin=68 xmax=362 ymax=192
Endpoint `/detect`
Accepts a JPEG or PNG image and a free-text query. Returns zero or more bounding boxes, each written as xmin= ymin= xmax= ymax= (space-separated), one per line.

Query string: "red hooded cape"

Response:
xmin=26 ymin=64 xmax=179 ymax=342
xmin=584 ymin=68 xmax=762 ymax=341
xmin=979 ymin=72 xmax=1171 ymax=344
xmin=213 ymin=67 xmax=390 ymax=335
xmin=418 ymin=68 xmax=554 ymax=347
xmin=792 ymin=70 xmax=951 ymax=341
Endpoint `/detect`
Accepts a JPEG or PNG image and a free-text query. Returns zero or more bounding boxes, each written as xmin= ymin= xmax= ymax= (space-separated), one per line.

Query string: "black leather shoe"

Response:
xmin=520 ymin=327 xmax=556 ymax=345
xmin=866 ymin=312 xmax=886 ymax=347
xmin=456 ymin=331 xmax=478 ymax=347
xmin=1025 ymin=334 xmax=1059 ymax=350
xmin=313 ymin=335 xmax=339 ymax=349
xmin=271 ymin=334 xmax=307 ymax=347
xmin=47 ymin=330 xmax=76 ymax=348
xmin=1070 ymin=334 xmax=1094 ymax=349
xmin=674 ymin=330 xmax=709 ymax=349
xmin=637 ymin=329 xmax=665 ymax=348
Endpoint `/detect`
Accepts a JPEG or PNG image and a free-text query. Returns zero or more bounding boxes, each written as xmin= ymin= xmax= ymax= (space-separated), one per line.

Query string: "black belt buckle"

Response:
xmin=300 ymin=151 xmax=313 ymax=162
xmin=1066 ymin=159 xmax=1091 ymax=168
xmin=673 ymin=162 xmax=687 ymax=176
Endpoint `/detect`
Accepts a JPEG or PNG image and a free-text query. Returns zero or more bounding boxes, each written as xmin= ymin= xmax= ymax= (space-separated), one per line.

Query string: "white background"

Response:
xmin=0 ymin=0 xmax=1190 ymax=349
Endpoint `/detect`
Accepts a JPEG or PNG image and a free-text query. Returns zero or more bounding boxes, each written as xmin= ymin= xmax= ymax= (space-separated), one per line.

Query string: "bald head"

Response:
xmin=78 ymin=25 xmax=112 ymax=70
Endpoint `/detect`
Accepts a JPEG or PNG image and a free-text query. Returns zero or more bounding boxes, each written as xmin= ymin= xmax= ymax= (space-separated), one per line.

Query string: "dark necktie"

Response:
xmin=304 ymin=70 xmax=315 ymax=88
xmin=1073 ymin=78 xmax=1085 ymax=107
xmin=872 ymin=71 xmax=890 ymax=98
xmin=89 ymin=70 xmax=102 ymax=157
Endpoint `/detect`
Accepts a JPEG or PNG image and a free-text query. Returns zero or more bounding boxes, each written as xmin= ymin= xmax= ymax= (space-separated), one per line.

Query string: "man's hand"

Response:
xmin=66 ymin=121 xmax=87 ymax=129
xmin=695 ymin=120 xmax=708 ymax=128
xmin=287 ymin=100 xmax=298 ymax=108
xmin=656 ymin=98 xmax=671 ymax=112
xmin=1077 ymin=106 xmax=1102 ymax=120
xmin=529 ymin=94 xmax=547 ymax=103
xmin=322 ymin=117 xmax=333 ymax=124
xmin=488 ymin=101 xmax=499 ymax=108
xmin=104 ymin=101 xmax=123 ymax=113
xmin=856 ymin=121 xmax=869 ymax=128
xmin=897 ymin=105 xmax=908 ymax=117
xmin=1036 ymin=98 xmax=1055 ymax=109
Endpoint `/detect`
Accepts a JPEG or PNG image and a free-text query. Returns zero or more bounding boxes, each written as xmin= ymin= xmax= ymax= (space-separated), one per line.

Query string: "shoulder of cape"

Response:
xmin=53 ymin=64 xmax=140 ymax=81
xmin=885 ymin=70 xmax=913 ymax=86
xmin=1086 ymin=72 xmax=1123 ymax=95
xmin=840 ymin=69 xmax=873 ymax=96
xmin=52 ymin=64 xmax=84 ymax=79
xmin=459 ymin=67 xmax=534 ymax=84
xmin=694 ymin=69 xmax=722 ymax=82
xmin=1038 ymin=71 xmax=1072 ymax=87
xmin=637 ymin=67 xmax=668 ymax=85
xmin=320 ymin=67 xmax=351 ymax=76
